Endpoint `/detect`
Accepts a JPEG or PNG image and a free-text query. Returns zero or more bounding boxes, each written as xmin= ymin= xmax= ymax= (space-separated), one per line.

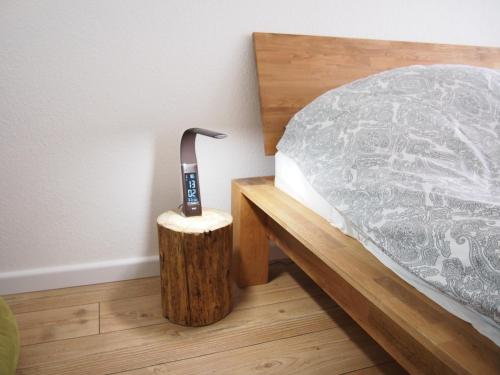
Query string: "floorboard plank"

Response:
xmin=10 ymin=262 xmax=399 ymax=375
xmin=16 ymin=303 xmax=99 ymax=346
xmin=17 ymin=295 xmax=348 ymax=375
xmin=99 ymin=295 xmax=163 ymax=333
xmin=120 ymin=325 xmax=391 ymax=375
xmin=345 ymin=361 xmax=407 ymax=374
xmin=4 ymin=260 xmax=299 ymax=315
xmin=4 ymin=278 xmax=159 ymax=314
xmin=100 ymin=262 xmax=326 ymax=333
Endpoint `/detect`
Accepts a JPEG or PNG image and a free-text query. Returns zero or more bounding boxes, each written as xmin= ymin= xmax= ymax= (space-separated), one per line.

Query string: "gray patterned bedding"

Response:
xmin=277 ymin=65 xmax=500 ymax=325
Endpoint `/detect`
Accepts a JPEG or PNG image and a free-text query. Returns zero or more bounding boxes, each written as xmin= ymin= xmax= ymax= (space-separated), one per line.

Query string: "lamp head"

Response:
xmin=180 ymin=128 xmax=227 ymax=217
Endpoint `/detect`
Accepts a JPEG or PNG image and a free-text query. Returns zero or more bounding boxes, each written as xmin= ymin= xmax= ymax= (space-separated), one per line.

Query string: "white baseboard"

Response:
xmin=0 ymin=244 xmax=288 ymax=295
xmin=0 ymin=256 xmax=160 ymax=295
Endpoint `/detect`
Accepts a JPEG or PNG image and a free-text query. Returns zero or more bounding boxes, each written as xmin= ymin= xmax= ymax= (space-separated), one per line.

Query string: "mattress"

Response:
xmin=276 ymin=150 xmax=500 ymax=345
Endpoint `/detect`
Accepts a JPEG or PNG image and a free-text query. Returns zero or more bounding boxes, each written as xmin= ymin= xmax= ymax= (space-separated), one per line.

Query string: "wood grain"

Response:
xmin=348 ymin=362 xmax=406 ymax=375
xmin=119 ymin=325 xmax=393 ymax=375
xmin=10 ymin=262 xmax=395 ymax=375
xmin=17 ymin=295 xmax=347 ymax=375
xmin=232 ymin=178 xmax=270 ymax=286
xmin=99 ymin=262 xmax=329 ymax=333
xmin=157 ymin=209 xmax=232 ymax=326
xmin=253 ymin=32 xmax=500 ymax=154
xmin=16 ymin=303 xmax=99 ymax=345
xmin=233 ymin=177 xmax=500 ymax=375
xmin=3 ymin=277 xmax=159 ymax=314
xmin=99 ymin=295 xmax=164 ymax=333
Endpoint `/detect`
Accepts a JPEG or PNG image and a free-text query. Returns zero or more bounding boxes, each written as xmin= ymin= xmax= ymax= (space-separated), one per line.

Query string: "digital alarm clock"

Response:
xmin=180 ymin=128 xmax=227 ymax=217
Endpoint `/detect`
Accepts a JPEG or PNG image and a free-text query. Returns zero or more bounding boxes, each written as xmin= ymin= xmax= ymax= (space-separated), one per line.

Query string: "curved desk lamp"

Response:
xmin=180 ymin=128 xmax=227 ymax=217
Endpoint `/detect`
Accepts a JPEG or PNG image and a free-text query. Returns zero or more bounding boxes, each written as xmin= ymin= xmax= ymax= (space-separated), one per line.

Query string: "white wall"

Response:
xmin=1 ymin=0 xmax=500 ymax=292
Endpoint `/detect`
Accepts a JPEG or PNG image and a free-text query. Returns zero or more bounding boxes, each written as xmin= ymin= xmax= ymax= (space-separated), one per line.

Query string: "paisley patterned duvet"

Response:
xmin=277 ymin=65 xmax=500 ymax=325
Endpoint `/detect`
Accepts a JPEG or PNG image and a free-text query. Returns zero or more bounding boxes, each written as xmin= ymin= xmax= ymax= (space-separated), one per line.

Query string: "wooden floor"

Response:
xmin=4 ymin=261 xmax=406 ymax=375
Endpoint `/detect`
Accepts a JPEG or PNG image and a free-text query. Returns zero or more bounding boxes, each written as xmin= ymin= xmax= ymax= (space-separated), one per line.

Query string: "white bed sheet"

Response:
xmin=275 ymin=151 xmax=500 ymax=346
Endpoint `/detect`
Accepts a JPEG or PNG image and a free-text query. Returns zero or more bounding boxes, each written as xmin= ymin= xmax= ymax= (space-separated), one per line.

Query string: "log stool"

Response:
xmin=157 ymin=209 xmax=232 ymax=326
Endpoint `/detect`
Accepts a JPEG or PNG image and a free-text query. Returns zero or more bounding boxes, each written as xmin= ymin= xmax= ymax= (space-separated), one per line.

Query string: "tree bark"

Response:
xmin=157 ymin=209 xmax=232 ymax=326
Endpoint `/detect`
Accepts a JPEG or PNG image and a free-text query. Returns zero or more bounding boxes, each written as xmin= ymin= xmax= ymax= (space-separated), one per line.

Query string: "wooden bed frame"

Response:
xmin=232 ymin=33 xmax=500 ymax=374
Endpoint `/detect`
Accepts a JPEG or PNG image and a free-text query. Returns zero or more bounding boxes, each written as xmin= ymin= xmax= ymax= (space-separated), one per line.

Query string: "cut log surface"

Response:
xmin=157 ymin=209 xmax=233 ymax=326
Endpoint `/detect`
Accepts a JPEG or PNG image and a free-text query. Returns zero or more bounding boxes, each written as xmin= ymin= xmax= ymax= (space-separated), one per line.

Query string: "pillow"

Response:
xmin=277 ymin=65 xmax=500 ymax=325
xmin=0 ymin=297 xmax=19 ymax=375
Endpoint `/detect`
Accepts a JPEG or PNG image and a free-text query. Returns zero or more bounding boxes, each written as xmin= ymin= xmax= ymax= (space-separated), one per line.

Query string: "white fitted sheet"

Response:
xmin=275 ymin=151 xmax=500 ymax=346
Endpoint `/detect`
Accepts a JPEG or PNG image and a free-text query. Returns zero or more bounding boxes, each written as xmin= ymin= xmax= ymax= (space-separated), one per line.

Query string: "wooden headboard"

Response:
xmin=253 ymin=32 xmax=500 ymax=155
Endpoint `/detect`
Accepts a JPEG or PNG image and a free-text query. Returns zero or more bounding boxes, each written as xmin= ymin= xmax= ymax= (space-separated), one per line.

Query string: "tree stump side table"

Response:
xmin=157 ymin=209 xmax=232 ymax=326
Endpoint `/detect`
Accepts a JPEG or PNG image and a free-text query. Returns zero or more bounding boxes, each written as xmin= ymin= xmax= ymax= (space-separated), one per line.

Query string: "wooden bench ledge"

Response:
xmin=232 ymin=176 xmax=500 ymax=375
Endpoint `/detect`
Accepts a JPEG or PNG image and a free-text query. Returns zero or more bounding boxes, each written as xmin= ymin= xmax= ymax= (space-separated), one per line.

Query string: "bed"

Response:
xmin=232 ymin=33 xmax=500 ymax=374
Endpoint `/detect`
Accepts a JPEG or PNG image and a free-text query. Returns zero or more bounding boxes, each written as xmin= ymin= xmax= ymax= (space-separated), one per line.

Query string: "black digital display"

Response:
xmin=184 ymin=173 xmax=199 ymax=204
